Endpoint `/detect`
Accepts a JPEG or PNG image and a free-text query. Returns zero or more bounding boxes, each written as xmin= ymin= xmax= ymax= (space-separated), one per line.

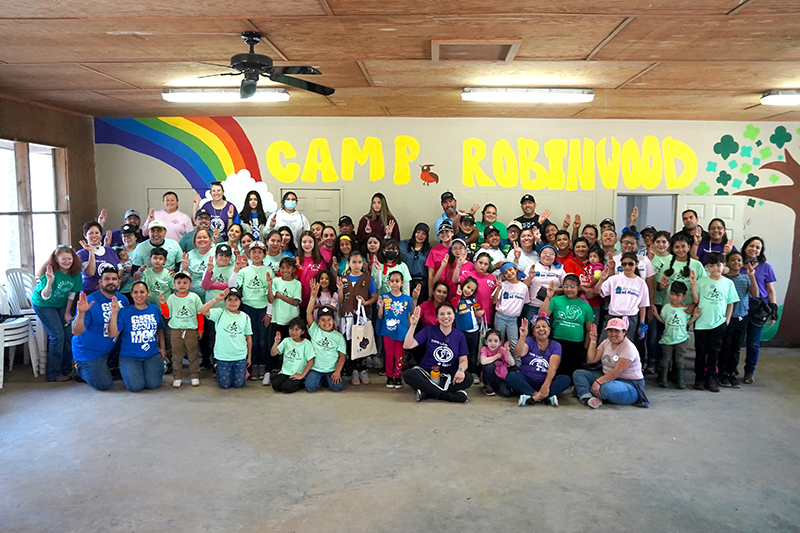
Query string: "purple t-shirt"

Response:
xmin=520 ymin=338 xmax=562 ymax=387
xmin=751 ymin=261 xmax=777 ymax=300
xmin=696 ymin=239 xmax=736 ymax=265
xmin=77 ymin=246 xmax=121 ymax=292
xmin=414 ymin=325 xmax=468 ymax=375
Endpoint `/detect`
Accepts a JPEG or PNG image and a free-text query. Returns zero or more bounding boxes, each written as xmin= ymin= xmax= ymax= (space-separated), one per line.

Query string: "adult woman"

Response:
xmin=144 ymin=191 xmax=193 ymax=242
xmin=475 ymin=203 xmax=508 ymax=247
xmin=32 ymin=245 xmax=83 ymax=382
xmin=319 ymin=226 xmax=337 ymax=268
xmin=239 ymin=190 xmax=268 ymax=241
xmin=562 ymin=237 xmax=601 ymax=322
xmin=197 ymin=181 xmax=239 ymax=241
xmin=277 ymin=226 xmax=298 ymax=258
xmin=108 ymin=282 xmax=166 ymax=392
xmin=226 ymin=223 xmax=243 ymax=251
xmin=506 ymin=227 xmax=539 ymax=276
xmin=402 ymin=303 xmax=474 ymax=403
xmin=77 ymin=221 xmax=122 ymax=294
xmin=691 ymin=218 xmax=735 ymax=265
xmin=573 ymin=318 xmax=649 ymax=408
xmin=356 ymin=192 xmax=401 ymax=246
xmin=268 ymin=191 xmax=310 ymax=248
xmin=508 ymin=317 xmax=571 ymax=406
xmin=335 ymin=234 xmax=354 ymax=276
xmin=417 ymin=281 xmax=449 ymax=329
xmin=580 ymin=224 xmax=599 ymax=249
xmin=524 ymin=244 xmax=565 ymax=321
xmin=741 ymin=236 xmax=778 ymax=384
xmin=183 ymin=228 xmax=215 ymax=300
xmin=400 ymin=222 xmax=431 ymax=302
xmin=537 ymin=223 xmax=558 ymax=251
xmin=592 ymin=252 xmax=649 ymax=343
xmin=540 ymin=274 xmax=594 ymax=380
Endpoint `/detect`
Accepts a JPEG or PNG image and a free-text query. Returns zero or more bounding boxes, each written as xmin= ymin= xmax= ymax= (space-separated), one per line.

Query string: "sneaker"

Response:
xmin=743 ymin=373 xmax=754 ymax=384
xmin=386 ymin=378 xmax=394 ymax=388
xmin=706 ymin=375 xmax=720 ymax=393
xmin=415 ymin=389 xmax=430 ymax=402
xmin=172 ymin=379 xmax=182 ymax=388
xmin=694 ymin=377 xmax=705 ymax=390
xmin=351 ymin=370 xmax=361 ymax=386
xmin=450 ymin=390 xmax=469 ymax=403
xmin=54 ymin=375 xmax=73 ymax=382
xmin=248 ymin=368 xmax=260 ymax=380
xmin=393 ymin=378 xmax=403 ymax=389
xmin=261 ymin=373 xmax=271 ymax=386
xmin=518 ymin=394 xmax=533 ymax=406
xmin=191 ymin=378 xmax=200 ymax=387
xmin=544 ymin=395 xmax=559 ymax=407
xmin=587 ymin=396 xmax=602 ymax=409
xmin=483 ymin=387 xmax=496 ymax=397
xmin=729 ymin=375 xmax=741 ymax=388
xmin=718 ymin=375 xmax=731 ymax=387
xmin=360 ymin=370 xmax=370 ymax=385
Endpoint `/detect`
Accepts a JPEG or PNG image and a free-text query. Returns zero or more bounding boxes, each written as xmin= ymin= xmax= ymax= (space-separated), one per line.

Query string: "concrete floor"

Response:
xmin=1 ymin=348 xmax=800 ymax=533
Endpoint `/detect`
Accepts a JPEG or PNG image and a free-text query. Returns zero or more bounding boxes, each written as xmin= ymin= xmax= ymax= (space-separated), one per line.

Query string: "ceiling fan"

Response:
xmin=199 ymin=31 xmax=335 ymax=98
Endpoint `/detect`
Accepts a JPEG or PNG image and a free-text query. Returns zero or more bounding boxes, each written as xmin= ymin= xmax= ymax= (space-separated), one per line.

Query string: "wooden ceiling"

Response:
xmin=2 ymin=0 xmax=800 ymax=120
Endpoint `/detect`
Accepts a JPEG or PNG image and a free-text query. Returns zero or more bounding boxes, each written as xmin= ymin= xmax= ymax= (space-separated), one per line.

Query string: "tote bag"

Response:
xmin=351 ymin=300 xmax=377 ymax=359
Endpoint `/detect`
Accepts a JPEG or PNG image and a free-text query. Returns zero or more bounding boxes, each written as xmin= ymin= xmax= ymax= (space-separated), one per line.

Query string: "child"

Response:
xmin=492 ymin=263 xmax=528 ymax=350
xmin=139 ymin=247 xmax=174 ymax=305
xmin=201 ymin=244 xmax=235 ymax=369
xmin=160 ymin=272 xmax=204 ymax=387
xmin=270 ymin=317 xmax=315 ymax=393
xmin=267 ymin=257 xmax=302 ymax=383
xmin=337 ymin=250 xmax=378 ymax=385
xmin=453 ymin=277 xmax=483 ymax=381
xmin=479 ymin=330 xmax=514 ymax=397
xmin=116 ymin=248 xmax=134 ymax=298
xmin=719 ymin=251 xmax=759 ymax=388
xmin=305 ymin=288 xmax=346 ymax=392
xmin=587 ymin=248 xmax=604 ymax=282
xmin=455 ymin=251 xmax=497 ymax=325
xmin=335 ymin=234 xmax=353 ymax=276
xmin=653 ymin=281 xmax=700 ymax=389
xmin=378 ymin=271 xmax=413 ymax=388
xmin=199 ymin=288 xmax=252 ymax=388
xmin=693 ymin=252 xmax=740 ymax=392
xmin=230 ymin=240 xmax=270 ymax=382
xmin=312 ymin=271 xmax=339 ymax=322
xmin=371 ymin=238 xmax=410 ymax=371
xmin=296 ymin=230 xmax=324 ymax=311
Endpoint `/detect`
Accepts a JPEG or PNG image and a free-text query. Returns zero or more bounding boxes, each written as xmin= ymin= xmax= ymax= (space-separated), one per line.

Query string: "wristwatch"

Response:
xmin=457 ymin=367 xmax=466 ymax=373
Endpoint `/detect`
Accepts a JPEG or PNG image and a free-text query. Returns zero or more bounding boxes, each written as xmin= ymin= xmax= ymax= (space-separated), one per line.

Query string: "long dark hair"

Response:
xmin=362 ymin=233 xmax=385 ymax=263
xmin=241 ymin=190 xmax=268 ymax=226
xmin=742 ymin=236 xmax=767 ymax=264
xmin=298 ymin=230 xmax=323 ymax=264
xmin=364 ymin=192 xmax=395 ymax=229
xmin=664 ymin=234 xmax=693 ymax=278
xmin=620 ymin=252 xmax=642 ymax=278
xmin=707 ymin=218 xmax=729 ymax=247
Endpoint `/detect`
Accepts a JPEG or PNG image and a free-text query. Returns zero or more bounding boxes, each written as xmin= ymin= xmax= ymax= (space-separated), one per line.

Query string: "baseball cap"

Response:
xmin=520 ymin=194 xmax=536 ymax=204
xmin=600 ymin=217 xmax=616 ymax=228
xmin=507 ymin=220 xmax=522 ymax=231
xmin=317 ymin=305 xmax=337 ymax=318
xmin=216 ymin=244 xmax=233 ymax=256
xmin=606 ymin=317 xmax=629 ymax=331
xmin=438 ymin=220 xmax=454 ymax=233
xmin=440 ymin=191 xmax=455 ymax=203
xmin=120 ymin=223 xmax=137 ymax=235
xmin=483 ymin=225 xmax=500 ymax=239
xmin=460 ymin=213 xmax=475 ymax=224
xmin=641 ymin=225 xmax=657 ymax=235
xmin=124 ymin=209 xmax=140 ymax=219
xmin=451 ymin=238 xmax=467 ymax=248
xmin=195 ymin=208 xmax=211 ymax=219
xmin=414 ymin=222 xmax=430 ymax=235
xmin=226 ymin=287 xmax=243 ymax=300
xmin=249 ymin=240 xmax=266 ymax=250
xmin=338 ymin=215 xmax=353 ymax=226
xmin=149 ymin=220 xmax=167 ymax=230
xmin=174 ymin=272 xmax=191 ymax=281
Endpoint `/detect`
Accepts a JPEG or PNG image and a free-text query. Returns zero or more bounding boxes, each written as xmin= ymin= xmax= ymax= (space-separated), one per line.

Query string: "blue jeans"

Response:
xmin=305 ymin=369 xmax=345 ymax=392
xmin=33 ymin=304 xmax=73 ymax=380
xmin=494 ymin=312 xmax=519 ymax=351
xmin=573 ymin=369 xmax=638 ymax=405
xmin=75 ymin=354 xmax=113 ymax=391
xmin=216 ymin=359 xmax=246 ymax=389
xmin=522 ymin=304 xmax=540 ymax=324
xmin=506 ymin=372 xmax=571 ymax=398
xmin=119 ymin=354 xmax=163 ymax=392
xmin=464 ymin=329 xmax=480 ymax=374
xmin=242 ymin=305 xmax=268 ymax=366
xmin=744 ymin=317 xmax=763 ymax=375
xmin=481 ymin=363 xmax=512 ymax=397
xmin=646 ymin=308 xmax=664 ymax=368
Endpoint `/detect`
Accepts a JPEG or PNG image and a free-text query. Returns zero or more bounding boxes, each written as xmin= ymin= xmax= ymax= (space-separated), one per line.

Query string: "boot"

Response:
xmin=668 ymin=363 xmax=679 ymax=384
xmin=657 ymin=366 xmax=669 ymax=388
xmin=676 ymin=367 xmax=686 ymax=390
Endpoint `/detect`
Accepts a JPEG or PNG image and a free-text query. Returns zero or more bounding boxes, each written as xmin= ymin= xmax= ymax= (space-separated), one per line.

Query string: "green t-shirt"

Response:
xmin=695 ymin=276 xmax=739 ymax=330
xmin=371 ymin=262 xmax=411 ymax=296
xmin=657 ymin=257 xmax=706 ymax=306
xmin=187 ymin=248 xmax=214 ymax=299
xmin=659 ymin=304 xmax=690 ymax=345
xmin=206 ymin=264 xmax=234 ymax=308
xmin=263 ymin=252 xmax=286 ymax=278
xmin=549 ymin=295 xmax=594 ymax=343
xmin=308 ymin=322 xmax=346 ymax=373
xmin=166 ymin=292 xmax=203 ymax=329
xmin=208 ymin=308 xmax=252 ymax=361
xmin=142 ymin=267 xmax=174 ymax=305
xmin=651 ymin=254 xmax=671 ymax=306
xmin=31 ymin=271 xmax=83 ymax=308
xmin=236 ymin=265 xmax=270 ymax=308
xmin=271 ymin=277 xmax=301 ymax=325
xmin=131 ymin=238 xmax=182 ymax=269
xmin=277 ymin=337 xmax=315 ymax=376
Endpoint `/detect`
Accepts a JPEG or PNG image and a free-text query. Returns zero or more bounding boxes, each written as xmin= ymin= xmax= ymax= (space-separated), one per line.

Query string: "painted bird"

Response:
xmin=420 ymin=164 xmax=439 ymax=186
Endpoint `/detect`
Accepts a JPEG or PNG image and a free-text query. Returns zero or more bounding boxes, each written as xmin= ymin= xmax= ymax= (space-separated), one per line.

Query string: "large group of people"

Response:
xmin=30 ymin=184 xmax=779 ymax=408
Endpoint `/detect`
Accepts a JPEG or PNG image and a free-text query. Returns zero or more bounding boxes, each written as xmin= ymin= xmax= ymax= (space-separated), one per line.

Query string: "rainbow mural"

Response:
xmin=94 ymin=117 xmax=261 ymax=192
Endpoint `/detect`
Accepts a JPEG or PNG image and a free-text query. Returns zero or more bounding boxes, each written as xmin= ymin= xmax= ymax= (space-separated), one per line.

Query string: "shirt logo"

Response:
xmin=432 ymin=343 xmax=454 ymax=364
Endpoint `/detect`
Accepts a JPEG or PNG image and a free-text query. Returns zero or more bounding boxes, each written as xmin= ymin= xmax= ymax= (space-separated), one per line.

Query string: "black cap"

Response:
xmin=414 ymin=222 xmax=430 ymax=235
xmin=460 ymin=213 xmax=475 ymax=224
xmin=440 ymin=191 xmax=455 ymax=203
xmin=216 ymin=244 xmax=233 ymax=256
xmin=483 ymin=225 xmax=500 ymax=238
xmin=438 ymin=220 xmax=454 ymax=233
xmin=338 ymin=215 xmax=353 ymax=226
xmin=520 ymin=194 xmax=536 ymax=204
xmin=641 ymin=225 xmax=657 ymax=235
xmin=195 ymin=208 xmax=211 ymax=219
xmin=317 ymin=305 xmax=336 ymax=318
xmin=226 ymin=287 xmax=243 ymax=299
xmin=120 ymin=223 xmax=136 ymax=235
xmin=600 ymin=217 xmax=616 ymax=228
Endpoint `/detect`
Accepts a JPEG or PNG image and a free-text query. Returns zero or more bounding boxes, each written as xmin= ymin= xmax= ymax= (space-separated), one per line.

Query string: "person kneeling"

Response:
xmin=270 ymin=317 xmax=315 ymax=393
xmin=304 ymin=281 xmax=346 ymax=392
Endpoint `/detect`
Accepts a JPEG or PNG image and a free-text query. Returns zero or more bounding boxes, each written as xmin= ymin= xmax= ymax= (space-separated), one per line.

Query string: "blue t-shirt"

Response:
xmin=116 ymin=304 xmax=164 ymax=358
xmin=72 ymin=292 xmax=130 ymax=362
xmin=348 ymin=274 xmax=376 ymax=295
xmin=414 ymin=325 xmax=468 ymax=375
xmin=250 ymin=212 xmax=261 ymax=241
xmin=726 ymin=272 xmax=752 ymax=318
xmin=379 ymin=292 xmax=412 ymax=341
xmin=520 ymin=338 xmax=562 ymax=387
xmin=454 ymin=296 xmax=479 ymax=333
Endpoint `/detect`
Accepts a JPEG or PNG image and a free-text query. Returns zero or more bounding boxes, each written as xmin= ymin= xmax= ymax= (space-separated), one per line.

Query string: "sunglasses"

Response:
xmin=621 ymin=261 xmax=636 ymax=267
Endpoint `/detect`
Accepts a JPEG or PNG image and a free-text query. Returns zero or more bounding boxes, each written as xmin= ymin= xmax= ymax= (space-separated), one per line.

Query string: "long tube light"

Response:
xmin=162 ymin=88 xmax=290 ymax=103
xmin=761 ymin=90 xmax=800 ymax=106
xmin=461 ymin=88 xmax=594 ymax=103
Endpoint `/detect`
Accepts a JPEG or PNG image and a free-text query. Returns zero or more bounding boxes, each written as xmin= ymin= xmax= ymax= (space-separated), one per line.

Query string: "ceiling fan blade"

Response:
xmin=194 ymin=72 xmax=241 ymax=79
xmin=272 ymin=66 xmax=322 ymax=76
xmin=269 ymin=73 xmax=335 ymax=96
xmin=195 ymin=61 xmax=236 ymax=69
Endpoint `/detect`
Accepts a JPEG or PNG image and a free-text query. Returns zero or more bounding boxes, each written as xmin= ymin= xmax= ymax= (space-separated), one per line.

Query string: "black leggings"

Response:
xmin=271 ymin=372 xmax=305 ymax=393
xmin=402 ymin=367 xmax=474 ymax=400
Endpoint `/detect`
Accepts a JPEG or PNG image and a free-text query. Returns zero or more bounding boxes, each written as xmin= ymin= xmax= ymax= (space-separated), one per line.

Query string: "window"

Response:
xmin=0 ymin=140 xmax=68 ymax=273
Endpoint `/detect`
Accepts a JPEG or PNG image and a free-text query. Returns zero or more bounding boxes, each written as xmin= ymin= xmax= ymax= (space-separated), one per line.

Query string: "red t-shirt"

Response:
xmin=562 ymin=256 xmax=600 ymax=308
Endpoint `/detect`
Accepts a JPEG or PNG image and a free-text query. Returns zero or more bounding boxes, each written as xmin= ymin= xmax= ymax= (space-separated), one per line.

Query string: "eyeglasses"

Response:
xmin=621 ymin=261 xmax=636 ymax=267
xmin=562 ymin=284 xmax=579 ymax=289
xmin=621 ymin=241 xmax=637 ymax=246
xmin=709 ymin=226 xmax=725 ymax=230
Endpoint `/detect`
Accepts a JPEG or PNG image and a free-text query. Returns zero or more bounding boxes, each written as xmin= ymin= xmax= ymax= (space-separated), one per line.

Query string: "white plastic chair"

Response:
xmin=0 ymin=285 xmax=40 ymax=388
xmin=5 ymin=269 xmax=48 ymax=374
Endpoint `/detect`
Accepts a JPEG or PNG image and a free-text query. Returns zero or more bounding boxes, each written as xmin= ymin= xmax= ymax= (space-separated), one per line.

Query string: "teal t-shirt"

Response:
xmin=166 ymin=292 xmax=203 ymax=329
xmin=549 ymin=295 xmax=594 ymax=343
xmin=371 ymin=262 xmax=411 ymax=296
xmin=308 ymin=322 xmax=346 ymax=373
xmin=695 ymin=276 xmax=739 ymax=330
xmin=236 ymin=265 xmax=270 ymax=308
xmin=263 ymin=252 xmax=286 ymax=278
xmin=657 ymin=257 xmax=706 ymax=306
xmin=142 ymin=267 xmax=174 ymax=305
xmin=31 ymin=271 xmax=83 ymax=308
xmin=205 ymin=264 xmax=234 ymax=308
xmin=659 ymin=304 xmax=690 ymax=345
xmin=277 ymin=337 xmax=315 ymax=376
xmin=271 ymin=277 xmax=301 ymax=326
xmin=208 ymin=308 xmax=252 ymax=361
xmin=187 ymin=248 xmax=214 ymax=299
xmin=132 ymin=238 xmax=182 ymax=269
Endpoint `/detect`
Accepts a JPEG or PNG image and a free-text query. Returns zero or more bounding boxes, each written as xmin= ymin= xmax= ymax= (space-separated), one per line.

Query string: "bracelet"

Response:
xmin=594 ymin=379 xmax=602 ymax=385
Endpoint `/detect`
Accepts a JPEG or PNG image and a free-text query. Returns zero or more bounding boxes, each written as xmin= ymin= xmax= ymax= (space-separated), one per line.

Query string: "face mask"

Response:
xmin=384 ymin=251 xmax=398 ymax=261
xmin=284 ymin=200 xmax=297 ymax=210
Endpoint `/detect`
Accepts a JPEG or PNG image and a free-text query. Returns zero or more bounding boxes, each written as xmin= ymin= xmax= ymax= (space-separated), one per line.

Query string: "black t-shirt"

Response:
xmin=514 ymin=215 xmax=551 ymax=234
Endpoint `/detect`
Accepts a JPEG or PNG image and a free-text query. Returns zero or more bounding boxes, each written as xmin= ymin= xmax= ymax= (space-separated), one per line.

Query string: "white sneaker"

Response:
xmin=172 ymin=379 xmax=181 ymax=388
xmin=262 ymin=373 xmax=271 ymax=386
xmin=191 ymin=378 xmax=200 ymax=387
xmin=360 ymin=370 xmax=371 ymax=385
xmin=351 ymin=370 xmax=361 ymax=386
xmin=587 ymin=396 xmax=602 ymax=409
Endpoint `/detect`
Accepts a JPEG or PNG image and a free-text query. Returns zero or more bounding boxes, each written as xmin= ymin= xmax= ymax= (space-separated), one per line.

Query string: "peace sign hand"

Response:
xmin=573 ymin=213 xmax=581 ymax=230
xmin=385 ymin=219 xmax=396 ymax=238
xmin=519 ymin=317 xmax=529 ymax=337
xmin=181 ymin=252 xmax=189 ymax=270
xmin=563 ymin=213 xmax=571 ymax=229
xmin=537 ymin=209 xmax=552 ymax=224
xmin=207 ymin=256 xmax=215 ymax=271
xmin=45 ymin=265 xmax=55 ymax=283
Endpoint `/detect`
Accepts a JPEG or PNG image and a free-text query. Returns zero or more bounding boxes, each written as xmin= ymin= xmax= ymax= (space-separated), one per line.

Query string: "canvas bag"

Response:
xmin=351 ymin=300 xmax=377 ymax=359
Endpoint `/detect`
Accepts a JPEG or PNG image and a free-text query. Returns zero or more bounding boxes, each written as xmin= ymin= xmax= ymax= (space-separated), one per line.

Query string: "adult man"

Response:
xmin=179 ymin=208 xmax=212 ymax=252
xmin=434 ymin=192 xmax=478 ymax=236
xmin=514 ymin=194 xmax=552 ymax=234
xmin=103 ymin=209 xmax=147 ymax=247
xmin=131 ymin=221 xmax=182 ymax=271
xmin=71 ymin=266 xmax=128 ymax=390
xmin=677 ymin=209 xmax=709 ymax=242
xmin=338 ymin=215 xmax=356 ymax=238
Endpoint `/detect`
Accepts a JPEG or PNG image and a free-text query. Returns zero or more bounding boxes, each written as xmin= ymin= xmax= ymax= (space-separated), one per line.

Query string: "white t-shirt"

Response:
xmin=598 ymin=338 xmax=643 ymax=380
xmin=144 ymin=209 xmax=194 ymax=242
xmin=526 ymin=262 xmax=566 ymax=307
xmin=612 ymin=252 xmax=655 ymax=279
xmin=495 ymin=280 xmax=530 ymax=317
xmin=269 ymin=209 xmax=310 ymax=248
xmin=506 ymin=248 xmax=539 ymax=277
xmin=599 ymin=273 xmax=650 ymax=317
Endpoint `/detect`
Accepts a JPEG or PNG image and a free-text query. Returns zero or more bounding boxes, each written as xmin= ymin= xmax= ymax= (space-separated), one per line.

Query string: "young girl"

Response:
xmin=492 ymin=263 xmax=529 ymax=350
xmin=364 ymin=233 xmax=384 ymax=274
xmin=116 ymin=248 xmax=134 ymax=299
xmin=296 ymin=231 xmax=325 ymax=312
xmin=263 ymin=230 xmax=288 ymax=277
xmin=455 ymin=251 xmax=497 ymax=325
xmin=32 ymin=245 xmax=83 ymax=382
xmin=267 ymin=257 xmax=302 ymax=384
xmin=310 ymin=221 xmax=325 ymax=244
xmin=312 ymin=271 xmax=339 ymax=322
xmin=657 ymin=234 xmax=706 ymax=307
xmin=587 ymin=247 xmax=605 ymax=282
xmin=270 ymin=317 xmax=315 ymax=393
xmin=305 ymin=289 xmax=346 ymax=392
xmin=239 ymin=190 xmax=268 ymax=241
xmin=225 ymin=223 xmax=243 ymax=250
xmin=452 ymin=277 xmax=483 ymax=381
xmin=238 ymin=232 xmax=255 ymax=261
xmin=337 ymin=251 xmax=378 ymax=385
xmin=378 ymin=271 xmax=413 ymax=389
xmin=200 ymin=288 xmax=252 ymax=389
xmin=373 ymin=239 xmax=411 ymax=297
xmin=653 ymin=281 xmax=700 ymax=390
xmin=278 ymin=226 xmax=298 ymax=258
xmin=593 ymin=252 xmax=650 ymax=343
xmin=435 ymin=238 xmax=474 ymax=298
xmin=335 ymin=234 xmax=353 ymax=276
xmin=230 ymin=241 xmax=270 ymax=381
xmin=479 ymin=329 xmax=514 ymax=397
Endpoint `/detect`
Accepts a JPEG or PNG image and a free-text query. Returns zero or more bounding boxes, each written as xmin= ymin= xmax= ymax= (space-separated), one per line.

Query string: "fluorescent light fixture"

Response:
xmin=761 ymin=89 xmax=800 ymax=106
xmin=461 ymin=87 xmax=594 ymax=103
xmin=161 ymin=88 xmax=290 ymax=103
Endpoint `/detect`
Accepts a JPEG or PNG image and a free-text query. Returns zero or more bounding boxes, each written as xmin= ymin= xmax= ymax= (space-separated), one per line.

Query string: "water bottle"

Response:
xmin=431 ymin=365 xmax=440 ymax=379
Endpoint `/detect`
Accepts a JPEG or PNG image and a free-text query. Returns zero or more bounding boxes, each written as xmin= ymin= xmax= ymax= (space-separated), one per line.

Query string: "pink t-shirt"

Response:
xmin=313 ymin=290 xmax=339 ymax=321
xmin=527 ymin=262 xmax=566 ymax=307
xmin=147 ymin=209 xmax=194 ymax=242
xmin=319 ymin=246 xmax=334 ymax=270
xmin=495 ymin=280 xmax=529 ymax=317
xmin=599 ymin=273 xmax=650 ymax=317
xmin=418 ymin=300 xmax=440 ymax=329
xmin=437 ymin=261 xmax=474 ymax=304
xmin=424 ymin=244 xmax=450 ymax=271
xmin=459 ymin=269 xmax=497 ymax=323
xmin=598 ymin=338 xmax=643 ymax=380
xmin=298 ymin=255 xmax=325 ymax=306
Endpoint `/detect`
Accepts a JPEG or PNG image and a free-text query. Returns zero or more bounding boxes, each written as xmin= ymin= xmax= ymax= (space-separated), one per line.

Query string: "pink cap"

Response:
xmin=606 ymin=317 xmax=629 ymax=331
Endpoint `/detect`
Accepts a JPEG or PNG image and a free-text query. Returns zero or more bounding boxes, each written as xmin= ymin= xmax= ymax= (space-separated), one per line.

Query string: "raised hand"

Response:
xmin=573 ymin=213 xmax=581 ymax=230
xmin=546 ymin=279 xmax=556 ymax=298
xmin=104 ymin=230 xmax=112 ymax=247
xmin=692 ymin=231 xmax=701 ymax=245
xmin=519 ymin=317 xmax=529 ymax=337
xmin=659 ymin=274 xmax=669 ymax=290
xmin=181 ymin=252 xmax=189 ymax=270
xmin=605 ymin=252 xmax=616 ymax=272
xmin=216 ymin=288 xmax=229 ymax=302
xmin=412 ymin=283 xmax=421 ymax=299
xmin=745 ymin=261 xmax=755 ymax=276
xmin=193 ymin=193 xmax=201 ymax=206
xmin=532 ymin=227 xmax=541 ymax=243
xmin=227 ymin=204 xmax=235 ymax=219
xmin=79 ymin=240 xmax=93 ymax=252
xmin=723 ymin=240 xmax=733 ymax=254
xmin=45 ymin=264 xmax=55 ymax=283
xmin=310 ymin=279 xmax=319 ymax=297
xmin=269 ymin=213 xmax=277 ymax=228
xmin=265 ymin=270 xmax=272 ymax=283
xmin=98 ymin=208 xmax=108 ymax=228
xmin=336 ymin=276 xmax=344 ymax=291
xmin=148 ymin=208 xmax=155 ymax=222
xmin=213 ymin=228 xmax=220 ymax=243
xmin=77 ymin=292 xmax=93 ymax=313
xmin=110 ymin=295 xmax=119 ymax=314
xmin=158 ymin=293 xmax=167 ymax=306
xmin=385 ymin=219 xmax=396 ymax=237
xmin=274 ymin=331 xmax=282 ymax=344
xmin=470 ymin=203 xmax=480 ymax=215
xmin=630 ymin=206 xmax=638 ymax=226
xmin=537 ymin=209 xmax=552 ymax=224
xmin=513 ymin=241 xmax=521 ymax=262
xmin=207 ymin=256 xmax=215 ymax=271
xmin=689 ymin=270 xmax=697 ymax=284
xmin=589 ymin=322 xmax=598 ymax=340
xmin=562 ymin=213 xmax=571 ymax=229
xmin=410 ymin=306 xmax=420 ymax=324
xmin=365 ymin=221 xmax=372 ymax=234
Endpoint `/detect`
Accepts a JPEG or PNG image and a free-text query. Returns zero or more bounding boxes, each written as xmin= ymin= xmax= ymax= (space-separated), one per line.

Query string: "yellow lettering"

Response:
xmin=300 ymin=138 xmax=339 ymax=183
xmin=393 ymin=135 xmax=420 ymax=185
xmin=544 ymin=139 xmax=568 ymax=190
xmin=492 ymin=139 xmax=519 ymax=188
xmin=621 ymin=137 xmax=662 ymax=189
xmin=462 ymin=138 xmax=494 ymax=187
xmin=566 ymin=138 xmax=596 ymax=191
xmin=663 ymin=137 xmax=698 ymax=189
xmin=518 ymin=138 xmax=549 ymax=190
xmin=596 ymin=137 xmax=621 ymax=189
xmin=265 ymin=141 xmax=300 ymax=183
xmin=341 ymin=137 xmax=384 ymax=182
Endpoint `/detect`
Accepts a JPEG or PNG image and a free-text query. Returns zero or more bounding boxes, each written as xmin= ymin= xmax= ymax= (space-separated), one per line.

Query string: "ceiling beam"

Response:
xmin=585 ymin=16 xmax=633 ymax=61
xmin=615 ymin=62 xmax=660 ymax=89
xmin=727 ymin=0 xmax=758 ymax=16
